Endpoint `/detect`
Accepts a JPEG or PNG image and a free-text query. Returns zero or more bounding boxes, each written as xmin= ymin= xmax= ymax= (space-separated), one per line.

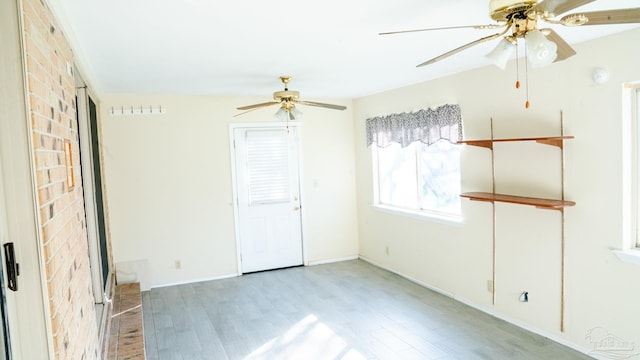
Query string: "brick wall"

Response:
xmin=21 ymin=0 xmax=101 ymax=358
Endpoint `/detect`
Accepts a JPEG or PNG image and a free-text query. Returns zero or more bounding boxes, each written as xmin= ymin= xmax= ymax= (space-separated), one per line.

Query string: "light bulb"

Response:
xmin=274 ymin=107 xmax=288 ymax=121
xmin=526 ymin=30 xmax=557 ymax=68
xmin=486 ymin=38 xmax=516 ymax=69
xmin=289 ymin=106 xmax=303 ymax=120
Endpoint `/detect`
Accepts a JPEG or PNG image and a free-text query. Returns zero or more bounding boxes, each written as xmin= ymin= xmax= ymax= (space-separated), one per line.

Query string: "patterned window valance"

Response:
xmin=366 ymin=104 xmax=463 ymax=148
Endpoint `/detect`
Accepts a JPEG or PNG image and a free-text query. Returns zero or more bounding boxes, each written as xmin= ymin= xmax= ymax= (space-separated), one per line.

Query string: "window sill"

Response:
xmin=612 ymin=248 xmax=640 ymax=266
xmin=371 ymin=204 xmax=463 ymax=227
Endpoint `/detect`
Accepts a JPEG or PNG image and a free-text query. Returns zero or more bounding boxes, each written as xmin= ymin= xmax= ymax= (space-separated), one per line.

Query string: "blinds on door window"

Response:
xmin=246 ymin=129 xmax=290 ymax=206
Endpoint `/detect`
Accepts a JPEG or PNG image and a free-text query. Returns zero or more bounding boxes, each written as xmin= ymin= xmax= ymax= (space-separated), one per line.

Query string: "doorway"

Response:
xmin=231 ymin=123 xmax=304 ymax=274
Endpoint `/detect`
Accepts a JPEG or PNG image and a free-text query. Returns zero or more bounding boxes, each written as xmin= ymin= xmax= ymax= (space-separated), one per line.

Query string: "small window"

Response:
xmin=374 ymin=140 xmax=461 ymax=217
xmin=245 ymin=130 xmax=290 ymax=206
xmin=634 ymin=84 xmax=640 ymax=247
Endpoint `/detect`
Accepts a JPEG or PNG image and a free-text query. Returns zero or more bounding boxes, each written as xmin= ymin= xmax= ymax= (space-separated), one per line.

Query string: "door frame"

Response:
xmin=0 ymin=141 xmax=15 ymax=360
xmin=0 ymin=0 xmax=51 ymax=357
xmin=75 ymin=79 xmax=113 ymax=346
xmin=229 ymin=122 xmax=308 ymax=275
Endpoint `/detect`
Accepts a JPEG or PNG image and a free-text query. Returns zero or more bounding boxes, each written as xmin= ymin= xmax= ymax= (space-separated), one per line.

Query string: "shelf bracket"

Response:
xmin=536 ymin=138 xmax=564 ymax=148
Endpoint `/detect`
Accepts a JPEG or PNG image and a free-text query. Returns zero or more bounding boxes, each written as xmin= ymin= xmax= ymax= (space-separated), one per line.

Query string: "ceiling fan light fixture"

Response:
xmin=274 ymin=107 xmax=289 ymax=121
xmin=290 ymin=106 xmax=303 ymax=120
xmin=274 ymin=105 xmax=303 ymax=121
xmin=486 ymin=37 xmax=516 ymax=69
xmin=525 ymin=29 xmax=557 ymax=68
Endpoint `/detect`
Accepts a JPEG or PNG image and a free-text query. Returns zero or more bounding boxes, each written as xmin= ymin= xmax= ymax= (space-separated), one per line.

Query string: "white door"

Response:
xmin=233 ymin=125 xmax=303 ymax=273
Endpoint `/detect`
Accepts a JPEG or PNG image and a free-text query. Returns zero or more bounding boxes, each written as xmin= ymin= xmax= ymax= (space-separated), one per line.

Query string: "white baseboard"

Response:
xmin=453 ymin=296 xmax=592 ymax=357
xmin=149 ymin=256 xmax=360 ymax=289
xmin=358 ymin=255 xmax=455 ymax=298
xmin=149 ymin=273 xmax=239 ymax=290
xmin=358 ymin=255 xmax=593 ymax=358
xmin=307 ymin=255 xmax=359 ymax=266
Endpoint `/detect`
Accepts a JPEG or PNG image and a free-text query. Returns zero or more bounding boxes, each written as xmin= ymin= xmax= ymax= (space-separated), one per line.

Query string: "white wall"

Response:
xmin=100 ymin=95 xmax=358 ymax=290
xmin=353 ymin=28 xmax=640 ymax=354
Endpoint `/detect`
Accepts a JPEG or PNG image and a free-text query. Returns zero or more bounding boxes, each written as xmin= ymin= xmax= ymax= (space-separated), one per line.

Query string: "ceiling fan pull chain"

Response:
xmin=515 ymin=41 xmax=521 ymax=90
xmin=524 ymin=38 xmax=530 ymax=109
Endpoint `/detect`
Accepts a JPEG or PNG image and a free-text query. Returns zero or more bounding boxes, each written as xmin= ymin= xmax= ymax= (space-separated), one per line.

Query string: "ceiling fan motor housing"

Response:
xmin=490 ymin=0 xmax=538 ymax=21
xmin=273 ymin=90 xmax=300 ymax=101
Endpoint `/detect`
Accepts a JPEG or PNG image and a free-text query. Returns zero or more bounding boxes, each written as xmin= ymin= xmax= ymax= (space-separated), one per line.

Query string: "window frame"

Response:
xmin=615 ymin=82 xmax=640 ymax=265
xmin=633 ymin=84 xmax=640 ymax=248
xmin=371 ymin=140 xmax=463 ymax=225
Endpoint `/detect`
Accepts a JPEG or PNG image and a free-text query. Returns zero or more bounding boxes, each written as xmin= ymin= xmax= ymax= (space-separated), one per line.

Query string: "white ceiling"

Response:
xmin=47 ymin=0 xmax=640 ymax=99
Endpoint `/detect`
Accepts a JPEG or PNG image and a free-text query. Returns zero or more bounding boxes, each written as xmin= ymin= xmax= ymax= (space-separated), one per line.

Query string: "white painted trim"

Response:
xmin=612 ymin=249 xmax=640 ymax=266
xmin=359 ymin=256 xmax=593 ymax=358
xmin=76 ymin=85 xmax=104 ymax=303
xmin=453 ymin=296 xmax=592 ymax=357
xmin=149 ymin=273 xmax=239 ymax=289
xmin=229 ymin=122 xmax=306 ymax=275
xmin=307 ymin=255 xmax=359 ymax=266
xmin=622 ymin=83 xmax=640 ymax=254
xmin=358 ymin=256 xmax=454 ymax=298
xmin=371 ymin=204 xmax=464 ymax=227
xmin=0 ymin=0 xmax=52 ymax=356
xmin=228 ymin=125 xmax=243 ymax=276
xmin=97 ymin=272 xmax=114 ymax=353
xmin=76 ymin=81 xmax=117 ymax=348
xmin=297 ymin=124 xmax=309 ymax=267
xmin=629 ymin=84 xmax=636 ymax=249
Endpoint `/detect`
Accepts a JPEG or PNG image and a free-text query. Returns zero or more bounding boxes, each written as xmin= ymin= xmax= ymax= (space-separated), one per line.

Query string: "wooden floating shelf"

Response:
xmin=458 ymin=136 xmax=574 ymax=149
xmin=461 ymin=192 xmax=576 ymax=210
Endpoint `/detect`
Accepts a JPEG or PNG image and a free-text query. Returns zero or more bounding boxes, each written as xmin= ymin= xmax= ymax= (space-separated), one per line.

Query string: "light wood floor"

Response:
xmin=142 ymin=259 xmax=591 ymax=359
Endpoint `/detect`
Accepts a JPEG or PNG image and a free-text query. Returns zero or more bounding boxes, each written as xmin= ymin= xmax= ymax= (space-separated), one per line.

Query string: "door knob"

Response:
xmin=293 ymin=206 xmax=300 ymax=211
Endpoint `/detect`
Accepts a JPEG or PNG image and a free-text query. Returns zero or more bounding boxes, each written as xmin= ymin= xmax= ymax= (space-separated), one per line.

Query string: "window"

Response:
xmin=617 ymin=82 xmax=640 ymax=264
xmin=374 ymin=140 xmax=461 ymax=217
xmin=246 ymin=129 xmax=290 ymax=205
xmin=623 ymin=82 xmax=640 ymax=251
xmin=634 ymin=84 xmax=640 ymax=247
xmin=367 ymin=104 xmax=463 ymax=219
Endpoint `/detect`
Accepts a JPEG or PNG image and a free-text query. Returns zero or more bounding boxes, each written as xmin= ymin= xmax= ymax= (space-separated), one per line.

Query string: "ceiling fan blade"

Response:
xmin=234 ymin=107 xmax=271 ymax=117
xmin=417 ymin=28 xmax=509 ymax=67
xmin=529 ymin=0 xmax=595 ymax=17
xmin=236 ymin=101 xmax=279 ymax=111
xmin=379 ymin=24 xmax=504 ymax=36
xmin=295 ymin=100 xmax=347 ymax=110
xmin=563 ymin=8 xmax=640 ymax=25
xmin=542 ymin=29 xmax=576 ymax=62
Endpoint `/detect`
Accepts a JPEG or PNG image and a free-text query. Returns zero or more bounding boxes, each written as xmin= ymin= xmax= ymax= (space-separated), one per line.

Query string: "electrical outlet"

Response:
xmin=175 ymin=260 xmax=181 ymax=269
xmin=487 ymin=280 xmax=494 ymax=292
xmin=385 ymin=245 xmax=389 ymax=255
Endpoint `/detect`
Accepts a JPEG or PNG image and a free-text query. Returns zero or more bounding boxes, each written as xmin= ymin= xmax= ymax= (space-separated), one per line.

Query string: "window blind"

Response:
xmin=245 ymin=130 xmax=290 ymax=206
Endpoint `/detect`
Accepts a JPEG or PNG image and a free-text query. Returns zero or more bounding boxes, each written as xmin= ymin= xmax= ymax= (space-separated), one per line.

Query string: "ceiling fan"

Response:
xmin=235 ymin=76 xmax=347 ymax=120
xmin=380 ymin=0 xmax=640 ymax=68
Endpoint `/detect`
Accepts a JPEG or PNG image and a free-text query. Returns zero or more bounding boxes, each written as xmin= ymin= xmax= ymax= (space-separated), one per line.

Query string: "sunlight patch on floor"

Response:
xmin=245 ymin=314 xmax=367 ymax=359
